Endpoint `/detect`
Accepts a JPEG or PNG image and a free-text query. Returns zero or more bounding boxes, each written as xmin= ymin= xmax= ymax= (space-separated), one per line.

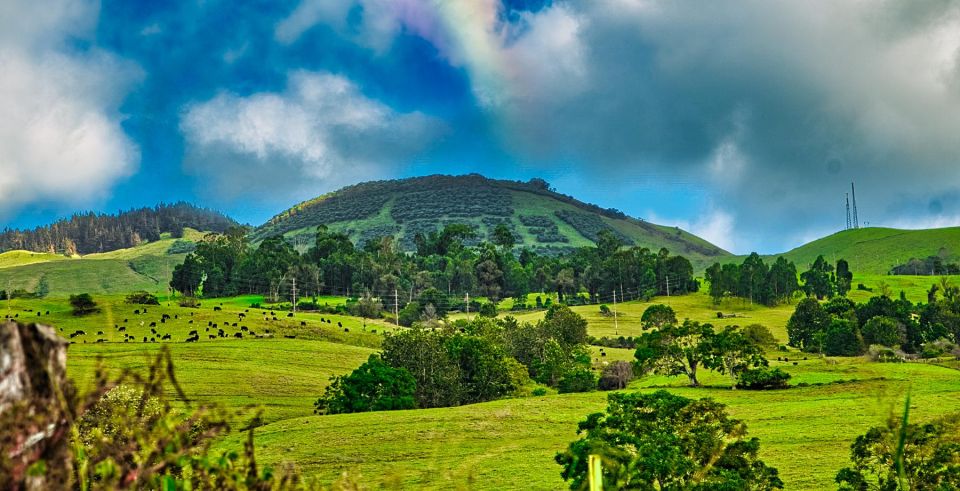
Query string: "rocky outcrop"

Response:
xmin=0 ymin=322 xmax=72 ymax=489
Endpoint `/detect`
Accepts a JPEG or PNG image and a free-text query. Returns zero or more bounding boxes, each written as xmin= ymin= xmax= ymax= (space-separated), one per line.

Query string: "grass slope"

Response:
xmin=772 ymin=226 xmax=960 ymax=275
xmin=0 ymin=229 xmax=205 ymax=296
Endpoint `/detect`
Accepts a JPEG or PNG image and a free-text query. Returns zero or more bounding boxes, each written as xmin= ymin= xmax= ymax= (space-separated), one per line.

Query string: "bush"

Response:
xmin=478 ymin=302 xmax=498 ymax=318
xmin=397 ymin=302 xmax=421 ymax=327
xmin=921 ymin=338 xmax=956 ymax=358
xmin=532 ymin=387 xmax=548 ymax=396
xmin=557 ymin=368 xmax=597 ymax=394
xmin=69 ymin=293 xmax=99 ymax=316
xmin=125 ymin=290 xmax=160 ymax=305
xmin=178 ymin=296 xmax=201 ymax=308
xmin=599 ymin=304 xmax=612 ymax=316
xmin=741 ymin=324 xmax=777 ymax=348
xmin=598 ymin=361 xmax=634 ymax=390
xmin=165 ymin=239 xmax=196 ymax=255
xmin=867 ymin=344 xmax=904 ymax=363
xmin=736 ymin=367 xmax=791 ymax=390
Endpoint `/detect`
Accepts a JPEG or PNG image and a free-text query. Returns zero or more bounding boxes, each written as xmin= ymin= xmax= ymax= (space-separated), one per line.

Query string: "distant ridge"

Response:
xmin=0 ymin=202 xmax=238 ymax=255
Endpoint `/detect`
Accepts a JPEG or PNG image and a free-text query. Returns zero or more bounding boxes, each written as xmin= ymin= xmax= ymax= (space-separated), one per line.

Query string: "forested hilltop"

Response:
xmin=0 ymin=203 xmax=238 ymax=255
xmin=250 ymin=174 xmax=729 ymax=267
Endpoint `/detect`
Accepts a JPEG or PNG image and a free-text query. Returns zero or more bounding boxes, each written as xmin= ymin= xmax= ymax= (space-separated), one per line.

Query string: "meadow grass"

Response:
xmin=11 ymin=284 xmax=960 ymax=490
xmin=214 ymin=357 xmax=960 ymax=490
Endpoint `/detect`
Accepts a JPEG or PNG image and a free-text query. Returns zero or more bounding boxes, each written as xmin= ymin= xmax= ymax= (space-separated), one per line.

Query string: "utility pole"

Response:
xmin=465 ymin=292 xmax=470 ymax=315
xmin=613 ymin=289 xmax=619 ymax=335
xmin=394 ymin=288 xmax=399 ymax=327
xmin=291 ymin=277 xmax=297 ymax=313
xmin=666 ymin=276 xmax=670 ymax=297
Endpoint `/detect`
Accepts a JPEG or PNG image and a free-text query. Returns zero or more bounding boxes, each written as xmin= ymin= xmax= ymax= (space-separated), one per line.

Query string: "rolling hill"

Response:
xmin=771 ymin=226 xmax=960 ymax=275
xmin=250 ymin=174 xmax=731 ymax=268
xmin=0 ymin=229 xmax=206 ymax=296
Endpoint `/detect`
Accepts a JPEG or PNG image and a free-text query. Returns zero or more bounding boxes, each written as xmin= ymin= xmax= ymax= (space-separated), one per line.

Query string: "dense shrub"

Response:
xmin=478 ymin=302 xmax=498 ymax=318
xmin=737 ymin=367 xmax=791 ymax=390
xmin=741 ymin=324 xmax=777 ymax=348
xmin=178 ymin=296 xmax=201 ymax=308
xmin=125 ymin=290 xmax=160 ymax=305
xmin=557 ymin=368 xmax=597 ymax=394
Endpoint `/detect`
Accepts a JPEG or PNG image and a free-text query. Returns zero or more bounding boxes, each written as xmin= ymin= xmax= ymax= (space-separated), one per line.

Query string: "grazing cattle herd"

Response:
xmin=4 ymin=301 xmax=387 ymax=345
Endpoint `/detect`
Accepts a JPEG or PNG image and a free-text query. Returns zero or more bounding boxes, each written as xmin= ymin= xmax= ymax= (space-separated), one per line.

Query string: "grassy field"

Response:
xmin=8 ymin=278 xmax=960 ymax=490
xmin=215 ymin=357 xmax=960 ymax=490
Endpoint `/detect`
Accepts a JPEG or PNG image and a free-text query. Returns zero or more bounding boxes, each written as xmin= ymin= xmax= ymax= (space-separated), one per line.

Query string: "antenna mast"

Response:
xmin=851 ymin=182 xmax=860 ymax=229
xmin=845 ymin=193 xmax=852 ymax=230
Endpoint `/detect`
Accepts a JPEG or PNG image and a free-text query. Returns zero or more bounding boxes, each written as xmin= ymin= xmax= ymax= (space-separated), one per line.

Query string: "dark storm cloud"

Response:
xmin=493 ymin=0 xmax=960 ymax=251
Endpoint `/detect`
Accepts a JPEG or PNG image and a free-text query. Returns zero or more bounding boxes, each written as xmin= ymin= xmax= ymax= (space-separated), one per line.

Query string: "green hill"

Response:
xmin=772 ymin=227 xmax=960 ymax=274
xmin=251 ymin=174 xmax=730 ymax=268
xmin=0 ymin=229 xmax=205 ymax=297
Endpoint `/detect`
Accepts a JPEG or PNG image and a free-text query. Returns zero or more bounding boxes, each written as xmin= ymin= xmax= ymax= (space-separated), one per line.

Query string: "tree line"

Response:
xmin=170 ymin=224 xmax=699 ymax=321
xmin=0 ymin=202 xmax=237 ymax=255
xmin=705 ymin=253 xmax=853 ymax=305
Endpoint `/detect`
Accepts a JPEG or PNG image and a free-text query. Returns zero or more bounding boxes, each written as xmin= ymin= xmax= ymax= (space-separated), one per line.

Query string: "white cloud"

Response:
xmin=0 ymin=0 xmax=139 ymax=218
xmin=648 ymin=207 xmax=737 ymax=253
xmin=180 ymin=71 xmax=442 ymax=202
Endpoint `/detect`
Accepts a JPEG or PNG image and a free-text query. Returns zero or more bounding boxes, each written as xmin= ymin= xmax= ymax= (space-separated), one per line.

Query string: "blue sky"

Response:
xmin=2 ymin=0 xmax=960 ymax=254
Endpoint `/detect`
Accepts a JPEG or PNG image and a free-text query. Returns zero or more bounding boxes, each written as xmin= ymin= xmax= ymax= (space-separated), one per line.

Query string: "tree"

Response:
xmin=314 ymin=355 xmax=417 ymax=414
xmin=640 ymin=304 xmax=677 ymax=330
xmin=491 ymin=223 xmax=516 ymax=250
xmin=835 ymin=259 xmax=853 ymax=297
xmin=786 ymin=298 xmax=830 ymax=350
xmin=69 ymin=293 xmax=99 ymax=316
xmin=801 ymin=255 xmax=834 ymax=300
xmin=556 ymin=390 xmax=783 ymax=490
xmin=35 ymin=276 xmax=49 ymax=298
xmin=542 ymin=304 xmax=589 ymax=349
xmin=836 ymin=412 xmax=960 ymax=490
xmin=710 ymin=326 xmax=767 ymax=388
xmin=475 ymin=259 xmax=504 ymax=301
xmin=445 ymin=334 xmax=514 ymax=403
xmin=861 ymin=316 xmax=906 ymax=348
xmin=823 ymin=318 xmax=865 ymax=356
xmin=633 ymin=320 xmax=715 ymax=387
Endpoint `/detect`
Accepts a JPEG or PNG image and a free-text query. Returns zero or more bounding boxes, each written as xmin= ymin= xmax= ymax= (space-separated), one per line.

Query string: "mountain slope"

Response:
xmin=773 ymin=227 xmax=960 ymax=274
xmin=251 ymin=174 xmax=731 ymax=268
